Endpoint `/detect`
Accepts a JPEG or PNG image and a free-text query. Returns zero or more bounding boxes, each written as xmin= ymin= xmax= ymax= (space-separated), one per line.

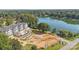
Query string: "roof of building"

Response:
xmin=0 ymin=23 xmax=28 ymax=32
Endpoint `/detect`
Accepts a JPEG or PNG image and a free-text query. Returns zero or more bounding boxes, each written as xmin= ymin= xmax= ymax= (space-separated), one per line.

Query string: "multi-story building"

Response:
xmin=0 ymin=23 xmax=32 ymax=38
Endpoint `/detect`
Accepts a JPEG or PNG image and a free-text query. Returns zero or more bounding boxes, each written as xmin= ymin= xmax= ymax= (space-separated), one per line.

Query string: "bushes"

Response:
xmin=10 ymin=39 xmax=22 ymax=50
xmin=37 ymin=23 xmax=50 ymax=32
xmin=23 ymin=44 xmax=37 ymax=50
xmin=16 ymin=14 xmax=38 ymax=28
xmin=0 ymin=33 xmax=22 ymax=50
xmin=0 ymin=33 xmax=12 ymax=50
xmin=57 ymin=30 xmax=75 ymax=38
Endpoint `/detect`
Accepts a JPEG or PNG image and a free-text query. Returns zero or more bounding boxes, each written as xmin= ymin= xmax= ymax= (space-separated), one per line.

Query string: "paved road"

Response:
xmin=59 ymin=38 xmax=70 ymax=43
xmin=60 ymin=38 xmax=79 ymax=50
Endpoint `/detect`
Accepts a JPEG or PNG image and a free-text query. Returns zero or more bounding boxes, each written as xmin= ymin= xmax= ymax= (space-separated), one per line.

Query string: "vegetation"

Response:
xmin=57 ymin=30 xmax=74 ymax=38
xmin=52 ymin=28 xmax=57 ymax=33
xmin=10 ymin=39 xmax=22 ymax=50
xmin=0 ymin=13 xmax=38 ymax=28
xmin=0 ymin=33 xmax=12 ymax=50
xmin=56 ymin=29 xmax=79 ymax=41
xmin=0 ymin=10 xmax=79 ymax=50
xmin=0 ymin=19 xmax=4 ymax=27
xmin=44 ymin=43 xmax=63 ymax=50
xmin=0 ymin=10 xmax=79 ymax=25
xmin=0 ymin=18 xmax=14 ymax=26
xmin=61 ymin=19 xmax=79 ymax=24
xmin=5 ymin=18 xmax=14 ymax=26
xmin=16 ymin=14 xmax=38 ymax=28
xmin=38 ymin=23 xmax=50 ymax=32
xmin=23 ymin=44 xmax=37 ymax=50
xmin=0 ymin=10 xmax=79 ymax=24
xmin=0 ymin=33 xmax=22 ymax=50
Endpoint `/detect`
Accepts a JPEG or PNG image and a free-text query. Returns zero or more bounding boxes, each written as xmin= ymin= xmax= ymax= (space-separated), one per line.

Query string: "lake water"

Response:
xmin=38 ymin=18 xmax=79 ymax=33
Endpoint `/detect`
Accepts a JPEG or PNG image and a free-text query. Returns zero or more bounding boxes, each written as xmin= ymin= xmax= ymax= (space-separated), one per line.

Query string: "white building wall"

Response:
xmin=25 ymin=23 xmax=28 ymax=29
xmin=1 ymin=23 xmax=31 ymax=37
xmin=19 ymin=24 xmax=24 ymax=31
xmin=7 ymin=29 xmax=13 ymax=35
xmin=13 ymin=26 xmax=19 ymax=33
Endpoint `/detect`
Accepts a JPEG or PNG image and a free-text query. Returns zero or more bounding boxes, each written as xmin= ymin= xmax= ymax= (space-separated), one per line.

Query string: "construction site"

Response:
xmin=9 ymin=28 xmax=62 ymax=49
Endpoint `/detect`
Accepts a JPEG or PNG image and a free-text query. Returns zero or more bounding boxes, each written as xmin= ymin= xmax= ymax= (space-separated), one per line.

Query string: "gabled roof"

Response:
xmin=0 ymin=23 xmax=28 ymax=32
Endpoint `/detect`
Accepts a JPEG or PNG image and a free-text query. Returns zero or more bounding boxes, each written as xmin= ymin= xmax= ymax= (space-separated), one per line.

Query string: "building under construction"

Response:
xmin=0 ymin=23 xmax=32 ymax=38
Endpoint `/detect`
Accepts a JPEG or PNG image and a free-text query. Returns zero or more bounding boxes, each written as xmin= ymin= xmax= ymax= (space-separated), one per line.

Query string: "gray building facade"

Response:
xmin=0 ymin=23 xmax=31 ymax=37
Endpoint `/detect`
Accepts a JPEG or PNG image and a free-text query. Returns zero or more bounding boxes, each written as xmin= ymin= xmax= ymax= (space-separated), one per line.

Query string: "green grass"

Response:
xmin=44 ymin=43 xmax=63 ymax=50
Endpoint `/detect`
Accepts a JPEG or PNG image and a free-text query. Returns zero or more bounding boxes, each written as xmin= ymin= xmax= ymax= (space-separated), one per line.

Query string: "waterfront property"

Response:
xmin=0 ymin=23 xmax=32 ymax=38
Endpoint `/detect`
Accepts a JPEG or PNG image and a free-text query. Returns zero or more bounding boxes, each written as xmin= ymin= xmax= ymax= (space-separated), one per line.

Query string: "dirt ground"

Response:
xmin=13 ymin=33 xmax=60 ymax=49
xmin=29 ymin=34 xmax=60 ymax=48
xmin=9 ymin=29 xmax=60 ymax=49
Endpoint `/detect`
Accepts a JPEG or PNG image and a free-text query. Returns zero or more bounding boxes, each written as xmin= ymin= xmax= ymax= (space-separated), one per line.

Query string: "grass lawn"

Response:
xmin=44 ymin=43 xmax=63 ymax=50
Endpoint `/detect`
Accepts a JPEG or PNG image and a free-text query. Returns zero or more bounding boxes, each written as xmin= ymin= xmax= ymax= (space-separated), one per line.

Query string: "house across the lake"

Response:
xmin=0 ymin=23 xmax=32 ymax=38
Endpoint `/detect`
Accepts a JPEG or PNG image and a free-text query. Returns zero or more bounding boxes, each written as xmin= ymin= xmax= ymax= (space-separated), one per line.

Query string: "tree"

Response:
xmin=0 ymin=19 xmax=4 ymax=27
xmin=52 ymin=28 xmax=56 ymax=33
xmin=16 ymin=14 xmax=38 ymax=28
xmin=57 ymin=30 xmax=69 ymax=38
xmin=0 ymin=33 xmax=22 ymax=50
xmin=31 ymin=45 xmax=37 ymax=50
xmin=0 ymin=33 xmax=12 ymax=50
xmin=38 ymin=23 xmax=49 ymax=32
xmin=10 ymin=39 xmax=22 ymax=50
xmin=5 ymin=18 xmax=14 ymax=26
xmin=25 ymin=14 xmax=38 ymax=28
xmin=57 ymin=29 xmax=75 ymax=38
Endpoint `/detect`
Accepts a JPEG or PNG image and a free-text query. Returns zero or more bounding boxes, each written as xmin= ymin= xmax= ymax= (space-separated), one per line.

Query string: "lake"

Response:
xmin=38 ymin=18 xmax=79 ymax=33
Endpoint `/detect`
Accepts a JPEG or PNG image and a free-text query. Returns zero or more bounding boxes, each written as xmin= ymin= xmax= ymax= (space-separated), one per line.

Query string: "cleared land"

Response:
xmin=9 ymin=29 xmax=61 ymax=49
xmin=29 ymin=34 xmax=60 ymax=49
